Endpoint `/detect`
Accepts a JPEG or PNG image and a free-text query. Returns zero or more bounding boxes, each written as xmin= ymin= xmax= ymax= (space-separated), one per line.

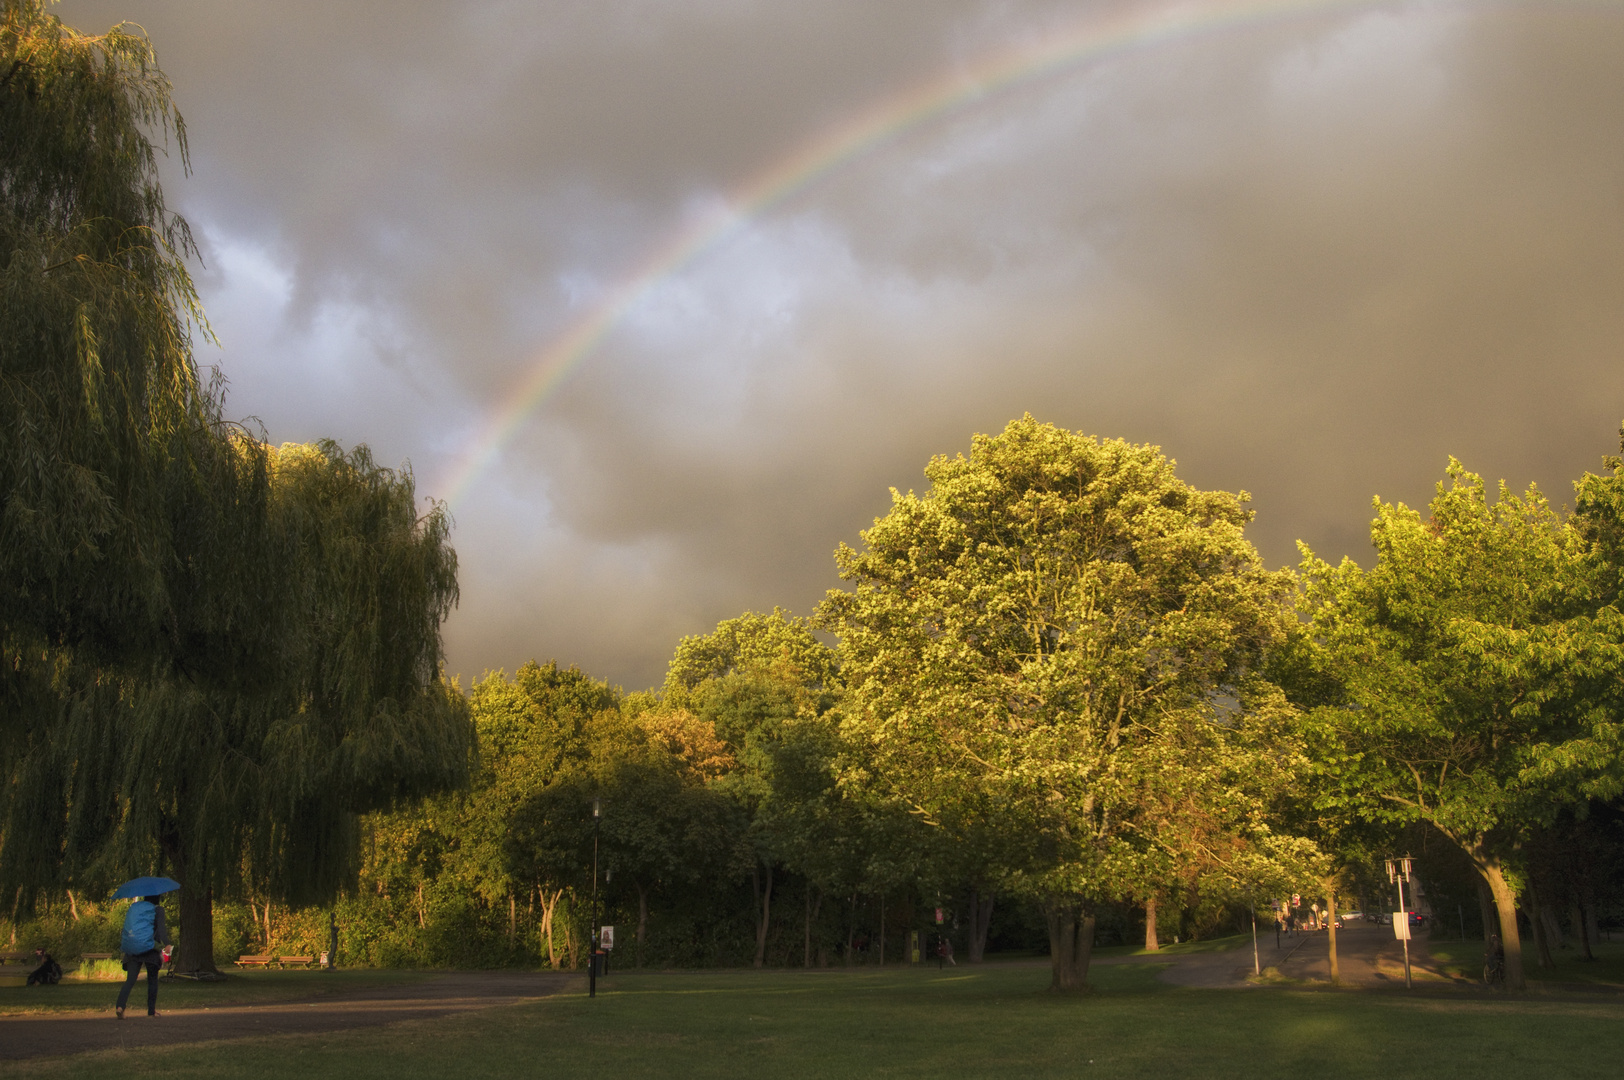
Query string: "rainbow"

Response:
xmin=433 ymin=0 xmax=1431 ymax=505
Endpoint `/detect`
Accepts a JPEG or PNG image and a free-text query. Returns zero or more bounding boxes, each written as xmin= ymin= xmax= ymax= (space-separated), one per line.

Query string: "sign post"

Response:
xmin=1386 ymin=855 xmax=1415 ymax=989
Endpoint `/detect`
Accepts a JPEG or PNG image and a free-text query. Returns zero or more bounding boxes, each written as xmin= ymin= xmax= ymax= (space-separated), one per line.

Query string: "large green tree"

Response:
xmin=1296 ymin=461 xmax=1624 ymax=990
xmin=0 ymin=4 xmax=470 ymax=972
xmin=819 ymin=417 xmax=1299 ymax=990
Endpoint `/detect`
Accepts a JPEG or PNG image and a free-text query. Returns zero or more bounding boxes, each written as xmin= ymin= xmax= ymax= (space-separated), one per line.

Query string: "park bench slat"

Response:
xmin=276 ymin=956 xmax=315 ymax=968
xmin=0 ymin=952 xmax=31 ymax=964
xmin=79 ymin=953 xmax=115 ymax=961
xmin=235 ymin=955 xmax=274 ymax=967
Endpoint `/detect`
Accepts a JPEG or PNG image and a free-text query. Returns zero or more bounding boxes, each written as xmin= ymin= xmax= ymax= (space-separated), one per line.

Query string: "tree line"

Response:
xmin=4 ymin=2 xmax=1623 ymax=992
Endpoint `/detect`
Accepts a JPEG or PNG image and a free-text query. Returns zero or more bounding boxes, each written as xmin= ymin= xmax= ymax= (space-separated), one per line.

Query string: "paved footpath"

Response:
xmin=0 ymin=971 xmax=577 ymax=1061
xmin=1095 ymin=920 xmax=1469 ymax=989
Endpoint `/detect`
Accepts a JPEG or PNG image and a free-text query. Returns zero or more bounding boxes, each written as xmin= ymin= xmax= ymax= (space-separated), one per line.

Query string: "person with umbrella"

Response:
xmin=112 ymin=877 xmax=177 ymax=1019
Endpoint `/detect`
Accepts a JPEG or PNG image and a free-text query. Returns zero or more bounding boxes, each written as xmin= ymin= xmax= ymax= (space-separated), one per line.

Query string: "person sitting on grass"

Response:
xmin=116 ymin=896 xmax=172 ymax=1019
xmin=26 ymin=946 xmax=61 ymax=986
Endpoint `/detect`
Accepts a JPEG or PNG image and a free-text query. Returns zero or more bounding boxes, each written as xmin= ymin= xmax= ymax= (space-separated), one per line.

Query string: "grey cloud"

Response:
xmin=55 ymin=1 xmax=1624 ymax=689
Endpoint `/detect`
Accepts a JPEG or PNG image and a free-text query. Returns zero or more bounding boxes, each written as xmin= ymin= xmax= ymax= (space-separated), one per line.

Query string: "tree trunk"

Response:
xmin=1472 ymin=851 xmax=1526 ymax=990
xmin=808 ymin=887 xmax=823 ymax=965
xmin=165 ymin=834 xmax=219 ymax=976
xmin=1525 ymin=881 xmax=1556 ymax=968
xmin=846 ymin=893 xmax=856 ymax=967
xmin=1583 ymin=892 xmax=1601 ymax=959
xmin=540 ymin=888 xmax=562 ymax=968
xmin=635 ymin=880 xmax=648 ymax=969
xmin=1045 ymin=902 xmax=1095 ymax=992
xmin=509 ymin=894 xmax=517 ymax=945
xmin=1568 ymin=903 xmax=1593 ymax=961
xmin=967 ymin=888 xmax=994 ymax=963
xmin=175 ymin=884 xmax=217 ymax=975
xmin=1477 ymin=879 xmax=1496 ymax=943
xmin=878 ymin=894 xmax=885 ymax=966
xmin=752 ymin=863 xmax=773 ymax=968
xmin=67 ymin=890 xmax=79 ymax=922
xmin=1325 ymin=886 xmax=1340 ymax=986
xmin=1540 ymin=904 xmax=1564 ymax=954
xmin=804 ymin=884 xmax=813 ymax=968
xmin=1528 ymin=899 xmax=1553 ymax=968
xmin=1144 ymin=896 xmax=1160 ymax=952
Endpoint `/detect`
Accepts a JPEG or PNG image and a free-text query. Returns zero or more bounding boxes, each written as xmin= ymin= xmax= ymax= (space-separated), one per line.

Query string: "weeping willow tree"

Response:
xmin=1 ymin=0 xmax=202 ymax=660
xmin=1 ymin=1 xmax=471 ymax=973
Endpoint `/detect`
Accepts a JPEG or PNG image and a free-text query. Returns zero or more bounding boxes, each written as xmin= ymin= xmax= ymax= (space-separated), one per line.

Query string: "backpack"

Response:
xmin=120 ymin=900 xmax=158 ymax=955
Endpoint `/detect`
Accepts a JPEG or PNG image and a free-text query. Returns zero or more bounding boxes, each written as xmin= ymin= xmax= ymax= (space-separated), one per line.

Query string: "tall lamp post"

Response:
xmin=1248 ymin=893 xmax=1260 ymax=976
xmin=590 ymin=798 xmax=601 ymax=999
xmin=1386 ymin=855 xmax=1415 ymax=990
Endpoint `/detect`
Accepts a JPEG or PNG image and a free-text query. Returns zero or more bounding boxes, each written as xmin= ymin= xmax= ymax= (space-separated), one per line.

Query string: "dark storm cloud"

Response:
xmin=55 ymin=1 xmax=1624 ymax=689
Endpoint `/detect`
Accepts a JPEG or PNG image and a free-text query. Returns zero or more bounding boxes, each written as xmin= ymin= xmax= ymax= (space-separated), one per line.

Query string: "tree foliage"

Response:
xmin=1296 ymin=460 xmax=1624 ymax=989
xmin=819 ymin=416 xmax=1303 ymax=988
xmin=1 ymin=0 xmax=203 ymax=658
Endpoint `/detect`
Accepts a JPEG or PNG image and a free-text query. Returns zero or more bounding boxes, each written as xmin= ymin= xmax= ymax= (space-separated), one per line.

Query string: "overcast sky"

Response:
xmin=57 ymin=0 xmax=1624 ymax=690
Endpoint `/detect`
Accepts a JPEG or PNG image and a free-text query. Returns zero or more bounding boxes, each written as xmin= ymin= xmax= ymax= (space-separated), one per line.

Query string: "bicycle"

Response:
xmin=1483 ymin=936 xmax=1505 ymax=988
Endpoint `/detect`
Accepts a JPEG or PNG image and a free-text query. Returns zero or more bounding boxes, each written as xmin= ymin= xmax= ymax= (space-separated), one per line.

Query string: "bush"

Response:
xmin=64 ymin=958 xmax=126 ymax=981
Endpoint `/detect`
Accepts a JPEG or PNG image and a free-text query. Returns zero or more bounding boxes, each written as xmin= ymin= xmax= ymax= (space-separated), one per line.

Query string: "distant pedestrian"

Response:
xmin=116 ymin=896 xmax=171 ymax=1019
xmin=939 ymin=937 xmax=956 ymax=966
xmin=26 ymin=947 xmax=61 ymax=986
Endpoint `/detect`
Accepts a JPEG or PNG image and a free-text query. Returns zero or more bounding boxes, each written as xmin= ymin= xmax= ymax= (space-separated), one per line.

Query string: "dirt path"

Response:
xmin=0 ymin=971 xmax=579 ymax=1061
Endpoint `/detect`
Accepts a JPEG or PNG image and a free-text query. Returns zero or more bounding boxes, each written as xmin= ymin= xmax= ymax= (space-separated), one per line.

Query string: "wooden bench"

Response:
xmin=79 ymin=953 xmax=116 ymax=962
xmin=276 ymin=956 xmax=315 ymax=968
xmin=0 ymin=952 xmax=30 ymax=965
xmin=234 ymin=955 xmax=273 ymax=968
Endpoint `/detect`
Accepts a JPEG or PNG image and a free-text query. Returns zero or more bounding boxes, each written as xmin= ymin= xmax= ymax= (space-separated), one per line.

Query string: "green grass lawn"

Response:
xmin=1426 ymin=933 xmax=1624 ymax=989
xmin=10 ymin=959 xmax=1622 ymax=1079
xmin=0 ymin=968 xmax=428 ymax=1016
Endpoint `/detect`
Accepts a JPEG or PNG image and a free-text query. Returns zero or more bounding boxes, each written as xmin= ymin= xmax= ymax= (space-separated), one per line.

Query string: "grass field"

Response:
xmin=1426 ymin=934 xmax=1624 ymax=988
xmin=7 ymin=958 xmax=1622 ymax=1079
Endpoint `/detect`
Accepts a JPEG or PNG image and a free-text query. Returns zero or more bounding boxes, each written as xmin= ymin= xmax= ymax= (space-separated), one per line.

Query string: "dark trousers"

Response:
xmin=116 ymin=959 xmax=160 ymax=1015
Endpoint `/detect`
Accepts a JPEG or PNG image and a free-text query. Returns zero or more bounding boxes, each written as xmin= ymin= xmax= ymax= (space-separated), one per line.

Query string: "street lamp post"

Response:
xmin=590 ymin=799 xmax=601 ymax=999
xmin=1386 ymin=855 xmax=1415 ymax=990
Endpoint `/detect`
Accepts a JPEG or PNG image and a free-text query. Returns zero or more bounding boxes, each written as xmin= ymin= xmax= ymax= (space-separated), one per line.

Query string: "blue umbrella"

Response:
xmin=110 ymin=876 xmax=180 ymax=900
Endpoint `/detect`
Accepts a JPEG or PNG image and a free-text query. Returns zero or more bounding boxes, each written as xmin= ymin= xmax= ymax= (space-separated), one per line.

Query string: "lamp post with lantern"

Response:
xmin=589 ymin=799 xmax=602 ymax=998
xmin=1386 ymin=855 xmax=1415 ymax=989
